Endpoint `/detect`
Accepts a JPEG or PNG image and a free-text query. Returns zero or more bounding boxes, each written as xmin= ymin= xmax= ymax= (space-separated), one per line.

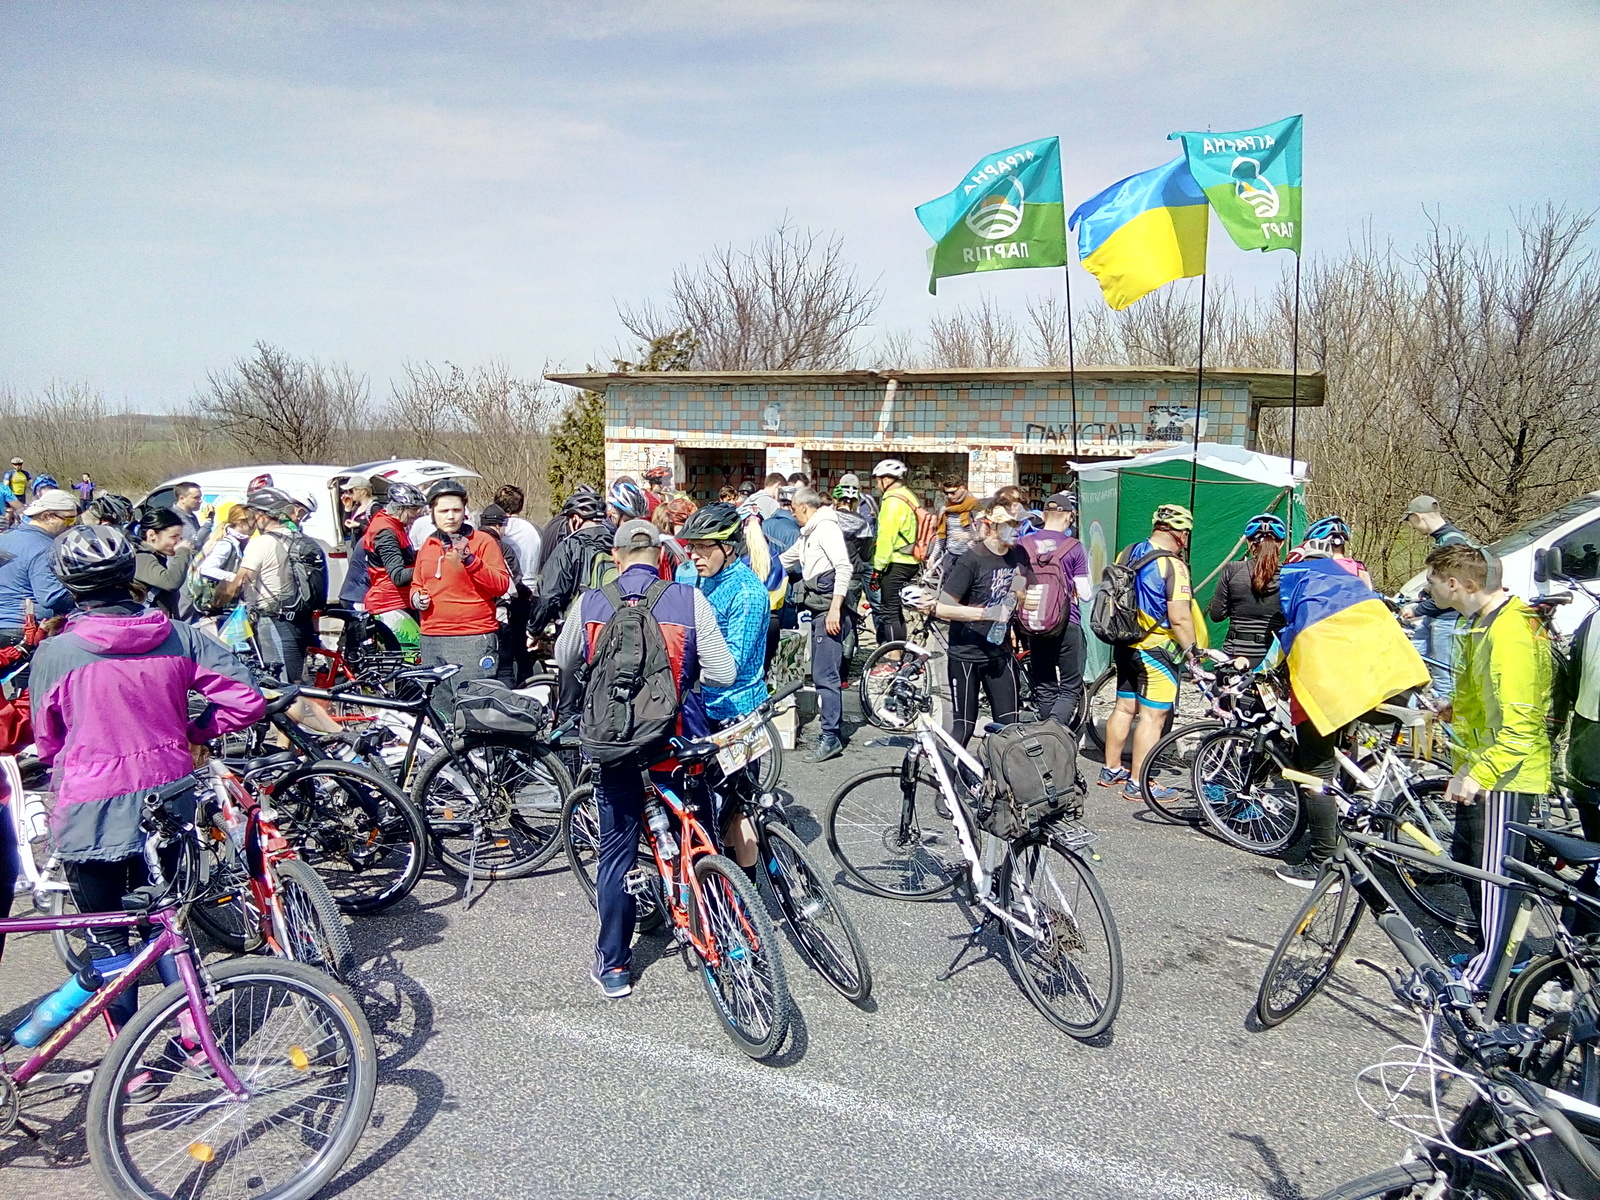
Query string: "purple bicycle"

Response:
xmin=0 ymin=797 xmax=376 ymax=1200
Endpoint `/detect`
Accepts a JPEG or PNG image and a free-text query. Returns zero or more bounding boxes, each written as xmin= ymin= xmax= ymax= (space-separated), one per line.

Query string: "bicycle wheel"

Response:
xmin=1193 ymin=729 xmax=1303 ymax=855
xmin=188 ymin=838 xmax=263 ymax=954
xmin=559 ymin=783 xmax=665 ymax=933
xmin=859 ymin=642 xmax=930 ymax=731
xmin=757 ymin=718 xmax=784 ymax=793
xmin=274 ymin=857 xmax=358 ymax=984
xmin=1137 ymin=721 xmax=1226 ymax=824
xmin=1078 ymin=667 xmax=1116 ymax=751
xmin=1308 ymin=1163 xmax=1441 ymax=1200
xmin=761 ymin=820 xmax=872 ymax=1002
xmin=1383 ymin=778 xmax=1474 ymax=933
xmin=1501 ymin=949 xmax=1600 ymax=1104
xmin=998 ymin=833 xmax=1123 ymax=1038
xmin=273 ymin=761 xmax=428 ymax=915
xmin=690 ymin=853 xmax=792 ymax=1059
xmin=825 ymin=765 xmax=963 ymax=900
xmin=1256 ymin=862 xmax=1365 ymax=1027
xmin=413 ymin=735 xmax=572 ymax=879
xmin=87 ymin=957 xmax=376 ymax=1200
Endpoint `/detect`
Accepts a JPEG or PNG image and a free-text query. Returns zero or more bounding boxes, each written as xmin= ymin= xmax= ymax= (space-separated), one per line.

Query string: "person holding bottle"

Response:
xmin=912 ymin=499 xmax=1026 ymax=747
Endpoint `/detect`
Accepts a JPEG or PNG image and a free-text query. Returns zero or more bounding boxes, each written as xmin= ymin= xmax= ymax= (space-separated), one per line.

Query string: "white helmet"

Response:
xmin=872 ymin=458 xmax=907 ymax=479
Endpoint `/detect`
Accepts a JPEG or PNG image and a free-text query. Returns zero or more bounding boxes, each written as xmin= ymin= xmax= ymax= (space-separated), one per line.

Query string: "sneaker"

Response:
xmin=1097 ymin=767 xmax=1129 ymax=789
xmin=1127 ymin=780 xmax=1177 ymax=803
xmin=805 ymin=735 xmax=843 ymax=763
xmin=1274 ymin=860 xmax=1338 ymax=891
xmin=590 ymin=965 xmax=632 ymax=999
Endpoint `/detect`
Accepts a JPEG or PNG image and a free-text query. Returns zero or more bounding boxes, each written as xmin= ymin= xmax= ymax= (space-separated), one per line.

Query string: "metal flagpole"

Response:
xmin=1286 ymin=254 xmax=1303 ymax=543
xmin=1064 ymin=266 xmax=1080 ymax=458
xmin=1187 ymin=273 xmax=1208 ymax=516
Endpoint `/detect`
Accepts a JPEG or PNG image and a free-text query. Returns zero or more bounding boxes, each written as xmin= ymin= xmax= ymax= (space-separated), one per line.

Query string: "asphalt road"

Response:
xmin=0 ymin=706 xmax=1441 ymax=1200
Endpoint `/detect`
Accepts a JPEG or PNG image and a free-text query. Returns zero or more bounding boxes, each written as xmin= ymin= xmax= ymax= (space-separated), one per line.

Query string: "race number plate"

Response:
xmin=713 ymin=720 xmax=773 ymax=774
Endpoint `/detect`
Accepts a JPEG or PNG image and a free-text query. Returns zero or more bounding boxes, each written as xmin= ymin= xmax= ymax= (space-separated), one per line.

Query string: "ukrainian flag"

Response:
xmin=1278 ymin=557 xmax=1430 ymax=734
xmin=1068 ymin=158 xmax=1208 ymax=310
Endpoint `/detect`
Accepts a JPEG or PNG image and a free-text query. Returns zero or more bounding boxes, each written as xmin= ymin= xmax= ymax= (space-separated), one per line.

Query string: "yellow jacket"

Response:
xmin=1453 ymin=596 xmax=1552 ymax=794
xmin=872 ymin=484 xmax=921 ymax=570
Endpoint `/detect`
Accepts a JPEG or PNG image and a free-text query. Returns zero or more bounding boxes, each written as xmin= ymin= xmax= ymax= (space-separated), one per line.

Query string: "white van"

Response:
xmin=140 ymin=458 xmax=480 ymax=598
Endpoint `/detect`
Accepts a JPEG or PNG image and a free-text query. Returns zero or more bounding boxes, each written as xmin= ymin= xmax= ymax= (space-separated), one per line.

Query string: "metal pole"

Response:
xmin=1287 ymin=254 xmax=1303 ymax=543
xmin=1188 ymin=273 xmax=1207 ymax=517
xmin=1064 ymin=266 xmax=1080 ymax=458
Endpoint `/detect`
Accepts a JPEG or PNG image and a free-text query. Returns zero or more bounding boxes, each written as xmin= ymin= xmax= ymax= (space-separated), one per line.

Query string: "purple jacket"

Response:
xmin=31 ymin=607 xmax=264 ymax=861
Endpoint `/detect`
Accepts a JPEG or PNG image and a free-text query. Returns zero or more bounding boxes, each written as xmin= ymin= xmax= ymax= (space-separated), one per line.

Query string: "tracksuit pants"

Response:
xmin=1026 ymin=623 xmax=1086 ymax=727
xmin=810 ymin=609 xmax=852 ymax=740
xmin=1455 ymin=790 xmax=1535 ymax=993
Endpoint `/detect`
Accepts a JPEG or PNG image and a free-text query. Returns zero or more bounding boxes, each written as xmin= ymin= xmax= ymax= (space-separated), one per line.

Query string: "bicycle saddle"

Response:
xmin=669 ymin=736 xmax=718 ymax=766
xmin=1508 ymin=821 xmax=1600 ymax=866
xmin=223 ymin=750 xmax=300 ymax=776
xmin=395 ymin=664 xmax=461 ymax=683
xmin=321 ymin=605 xmax=362 ymax=624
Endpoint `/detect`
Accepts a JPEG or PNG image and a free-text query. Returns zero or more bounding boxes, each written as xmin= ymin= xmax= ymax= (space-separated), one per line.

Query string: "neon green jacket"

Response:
xmin=1452 ymin=596 xmax=1552 ymax=794
xmin=872 ymin=484 xmax=921 ymax=571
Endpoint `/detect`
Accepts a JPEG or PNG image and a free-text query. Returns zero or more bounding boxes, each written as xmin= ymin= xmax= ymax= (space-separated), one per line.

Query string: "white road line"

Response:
xmin=541 ymin=1015 xmax=1269 ymax=1200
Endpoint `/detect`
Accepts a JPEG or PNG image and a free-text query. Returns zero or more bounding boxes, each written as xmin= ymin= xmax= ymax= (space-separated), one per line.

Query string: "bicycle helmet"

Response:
xmin=246 ymin=486 xmax=297 ymax=519
xmin=678 ymin=502 xmax=743 ymax=543
xmin=384 ymin=481 xmax=426 ymax=510
xmin=607 ymin=479 xmax=650 ymax=521
xmin=425 ymin=478 xmax=469 ymax=505
xmin=872 ymin=458 xmax=907 ymax=479
xmin=1243 ymin=513 xmax=1288 ymax=542
xmin=643 ymin=465 xmax=672 ymax=483
xmin=832 ymin=483 xmax=859 ymax=502
xmin=1303 ymin=515 xmax=1351 ymax=554
xmin=51 ymin=524 xmax=136 ymax=593
xmin=561 ymin=491 xmax=607 ymax=522
xmin=30 ymin=474 xmax=58 ymax=495
xmin=1152 ymin=503 xmax=1194 ymax=533
xmin=288 ymin=489 xmax=318 ymax=515
xmin=89 ymin=493 xmax=134 ymax=527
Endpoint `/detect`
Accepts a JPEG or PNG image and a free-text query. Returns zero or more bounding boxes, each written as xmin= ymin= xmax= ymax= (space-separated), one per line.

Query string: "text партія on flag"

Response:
xmin=1169 ymin=115 xmax=1303 ymax=255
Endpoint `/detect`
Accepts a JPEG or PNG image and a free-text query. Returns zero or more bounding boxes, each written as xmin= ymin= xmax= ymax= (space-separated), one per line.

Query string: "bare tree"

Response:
xmin=924 ymin=294 xmax=1023 ymax=367
xmin=0 ymin=381 xmax=152 ymax=491
xmin=193 ymin=342 xmax=370 ymax=463
xmin=619 ymin=219 xmax=881 ymax=370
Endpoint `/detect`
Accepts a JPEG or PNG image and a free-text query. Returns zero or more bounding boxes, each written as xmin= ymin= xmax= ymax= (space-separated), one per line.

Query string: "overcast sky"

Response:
xmin=2 ymin=1 xmax=1596 ymax=409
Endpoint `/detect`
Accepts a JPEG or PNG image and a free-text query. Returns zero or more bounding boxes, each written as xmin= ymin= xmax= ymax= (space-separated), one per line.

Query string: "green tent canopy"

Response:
xmin=1076 ymin=443 xmax=1307 ymax=680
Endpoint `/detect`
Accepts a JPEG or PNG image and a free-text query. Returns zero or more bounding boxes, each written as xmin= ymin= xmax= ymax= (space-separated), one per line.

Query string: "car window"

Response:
xmin=1554 ymin=518 xmax=1600 ymax=582
xmin=1490 ymin=493 xmax=1600 ymax=556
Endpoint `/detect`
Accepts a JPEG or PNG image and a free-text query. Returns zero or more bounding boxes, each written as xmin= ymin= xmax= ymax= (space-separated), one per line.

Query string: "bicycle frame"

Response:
xmin=205 ymin=760 xmax=311 ymax=960
xmin=646 ymin=780 xmax=751 ymax=969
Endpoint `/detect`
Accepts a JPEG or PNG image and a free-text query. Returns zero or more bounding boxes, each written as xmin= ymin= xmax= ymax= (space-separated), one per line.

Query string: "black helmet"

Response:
xmin=246 ymin=487 xmax=296 ymax=519
xmin=51 ymin=524 xmax=136 ymax=593
xmin=561 ymin=492 xmax=607 ymax=522
xmin=425 ymin=478 xmax=469 ymax=504
xmin=385 ymin=481 xmax=426 ymax=509
xmin=89 ymin=493 xmax=134 ymax=527
xmin=678 ymin=502 xmax=743 ymax=544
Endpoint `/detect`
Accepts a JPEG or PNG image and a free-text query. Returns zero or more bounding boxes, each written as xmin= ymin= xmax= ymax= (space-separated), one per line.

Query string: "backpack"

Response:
xmin=187 ymin=538 xmax=241 ymax=616
xmin=1017 ymin=533 xmax=1077 ymax=636
xmin=578 ymin=580 xmax=681 ymax=764
xmin=580 ymin=540 xmax=618 ymax=593
xmin=1089 ymin=546 xmax=1177 ymax=646
xmin=978 ymin=721 xmax=1084 ymax=839
xmin=257 ymin=529 xmax=327 ymax=622
xmin=885 ymin=488 xmax=939 ymax=563
xmin=454 ymin=678 xmax=547 ymax=737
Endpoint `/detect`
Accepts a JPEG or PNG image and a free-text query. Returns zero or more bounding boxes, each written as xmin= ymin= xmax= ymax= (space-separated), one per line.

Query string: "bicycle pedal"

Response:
xmin=623 ymin=868 xmax=654 ymax=897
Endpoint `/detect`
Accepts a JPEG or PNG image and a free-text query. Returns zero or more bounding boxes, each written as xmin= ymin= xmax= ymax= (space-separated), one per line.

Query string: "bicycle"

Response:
xmin=0 ymin=794 xmax=377 ymax=1200
xmin=563 ymin=684 xmax=873 ymax=1004
xmin=824 ymin=674 xmax=1122 ymax=1039
xmin=1132 ymin=652 xmax=1264 ymax=823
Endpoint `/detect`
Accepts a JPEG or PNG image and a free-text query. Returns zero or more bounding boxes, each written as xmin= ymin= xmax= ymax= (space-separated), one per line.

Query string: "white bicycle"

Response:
xmin=823 ymin=674 xmax=1123 ymax=1039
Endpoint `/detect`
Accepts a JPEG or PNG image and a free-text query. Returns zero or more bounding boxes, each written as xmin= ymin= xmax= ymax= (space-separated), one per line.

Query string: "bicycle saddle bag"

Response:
xmin=978 ymin=721 xmax=1084 ymax=840
xmin=453 ymin=678 xmax=548 ymax=738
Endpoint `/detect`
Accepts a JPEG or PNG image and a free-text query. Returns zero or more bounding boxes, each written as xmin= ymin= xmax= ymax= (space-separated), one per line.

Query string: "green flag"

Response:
xmin=915 ymin=137 xmax=1068 ymax=294
xmin=1169 ymin=115 xmax=1302 ymax=254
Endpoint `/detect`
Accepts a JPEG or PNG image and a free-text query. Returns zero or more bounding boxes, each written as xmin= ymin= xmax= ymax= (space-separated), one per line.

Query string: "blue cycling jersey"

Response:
xmin=698 ymin=559 xmax=771 ymax=722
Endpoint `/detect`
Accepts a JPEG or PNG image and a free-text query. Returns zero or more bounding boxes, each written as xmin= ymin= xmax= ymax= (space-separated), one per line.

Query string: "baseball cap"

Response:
xmin=340 ymin=474 xmax=372 ymax=492
xmin=1043 ymin=491 xmax=1077 ymax=512
xmin=24 ymin=488 xmax=79 ymax=517
xmin=9 ymin=458 xmax=21 ymax=466
xmin=1401 ymin=495 xmax=1440 ymax=518
xmin=980 ymin=501 xmax=1020 ymax=525
xmin=612 ymin=518 xmax=661 ymax=550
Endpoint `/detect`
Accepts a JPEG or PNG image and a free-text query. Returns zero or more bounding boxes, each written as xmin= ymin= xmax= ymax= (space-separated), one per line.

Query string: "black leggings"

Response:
xmin=878 ymin=563 xmax=919 ymax=645
xmin=949 ymin=654 xmax=1020 ymax=747
xmin=66 ymin=856 xmax=154 ymax=959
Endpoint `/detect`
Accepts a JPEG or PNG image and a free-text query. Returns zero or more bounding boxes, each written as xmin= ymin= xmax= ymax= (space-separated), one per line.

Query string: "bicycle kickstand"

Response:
xmin=461 ymin=821 xmax=481 ymax=911
xmin=937 ymin=914 xmax=996 ymax=982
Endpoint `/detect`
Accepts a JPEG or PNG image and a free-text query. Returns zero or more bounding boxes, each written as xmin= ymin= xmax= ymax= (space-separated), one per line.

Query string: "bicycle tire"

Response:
xmin=998 ymin=832 xmax=1123 ymax=1038
xmin=1256 ymin=862 xmax=1365 ymax=1027
xmin=1382 ymin=777 xmax=1474 ymax=933
xmin=412 ymin=735 xmax=572 ymax=880
xmin=47 ymin=887 xmax=93 ymax=974
xmin=859 ymin=642 xmax=931 ymax=731
xmin=272 ymin=760 xmax=428 ymax=915
xmin=1193 ymin=728 xmax=1303 ymax=855
xmin=1308 ymin=1162 xmax=1440 ymax=1200
xmin=690 ymin=853 xmax=792 ymax=1059
xmin=187 ymin=838 xmax=263 ymax=954
xmin=1137 ymin=721 xmax=1226 ymax=824
xmin=1077 ymin=667 xmax=1116 ymax=751
xmin=824 ymin=764 xmax=963 ymax=900
xmin=274 ymin=856 xmax=358 ymax=983
xmin=1501 ymin=949 xmax=1600 ymax=1104
xmin=761 ymin=820 xmax=873 ymax=1002
xmin=559 ymin=783 xmax=665 ymax=933
xmin=757 ymin=717 xmax=784 ymax=793
xmin=87 ymin=957 xmax=377 ymax=1200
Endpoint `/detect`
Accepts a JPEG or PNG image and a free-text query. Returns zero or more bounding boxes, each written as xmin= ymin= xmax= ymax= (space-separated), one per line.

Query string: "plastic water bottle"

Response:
xmin=644 ymin=799 xmax=679 ymax=860
xmin=985 ymin=595 xmax=1018 ymax=644
xmin=9 ymin=966 xmax=103 ymax=1048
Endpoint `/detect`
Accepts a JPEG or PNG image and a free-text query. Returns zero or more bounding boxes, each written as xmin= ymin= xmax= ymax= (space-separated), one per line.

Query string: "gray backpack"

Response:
xmin=1089 ymin=546 xmax=1175 ymax=646
xmin=978 ymin=721 xmax=1084 ymax=840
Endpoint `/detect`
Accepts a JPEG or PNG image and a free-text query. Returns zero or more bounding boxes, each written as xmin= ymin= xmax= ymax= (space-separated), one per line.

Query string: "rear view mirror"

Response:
xmin=1534 ymin=549 xmax=1549 ymax=583
xmin=1549 ymin=548 xmax=1565 ymax=579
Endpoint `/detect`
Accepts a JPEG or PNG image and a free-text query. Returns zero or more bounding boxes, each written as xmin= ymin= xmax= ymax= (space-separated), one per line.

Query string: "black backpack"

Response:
xmin=1089 ymin=546 xmax=1177 ymax=646
xmin=578 ymin=580 xmax=680 ymax=765
xmin=978 ymin=721 xmax=1084 ymax=839
xmin=280 ymin=529 xmax=329 ymax=623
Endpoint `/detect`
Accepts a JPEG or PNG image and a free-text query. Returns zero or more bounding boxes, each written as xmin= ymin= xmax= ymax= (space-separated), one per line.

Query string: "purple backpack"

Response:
xmin=1017 ymin=532 xmax=1077 ymax=636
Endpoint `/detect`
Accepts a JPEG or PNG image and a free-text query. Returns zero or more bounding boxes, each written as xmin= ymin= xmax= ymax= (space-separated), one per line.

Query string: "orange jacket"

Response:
xmin=411 ymin=527 xmax=509 ymax=636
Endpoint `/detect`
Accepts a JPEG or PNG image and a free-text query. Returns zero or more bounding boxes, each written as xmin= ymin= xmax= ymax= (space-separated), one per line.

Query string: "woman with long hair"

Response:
xmin=1208 ymin=513 xmax=1289 ymax=667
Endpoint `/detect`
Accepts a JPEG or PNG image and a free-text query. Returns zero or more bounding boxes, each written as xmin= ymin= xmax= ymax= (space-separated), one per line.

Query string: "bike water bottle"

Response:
xmin=985 ymin=595 xmax=1018 ymax=645
xmin=644 ymin=799 xmax=679 ymax=859
xmin=8 ymin=965 xmax=103 ymax=1048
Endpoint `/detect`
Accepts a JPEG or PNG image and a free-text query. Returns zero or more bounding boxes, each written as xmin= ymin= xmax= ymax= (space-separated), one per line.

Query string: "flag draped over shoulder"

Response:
xmin=1068 ymin=158 xmax=1208 ymax=311
xmin=915 ymin=137 xmax=1067 ymax=295
xmin=1169 ymin=115 xmax=1303 ymax=254
xmin=1278 ymin=556 xmax=1429 ymax=734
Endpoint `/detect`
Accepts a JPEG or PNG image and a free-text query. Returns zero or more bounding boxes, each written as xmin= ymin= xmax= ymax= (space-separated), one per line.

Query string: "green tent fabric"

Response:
xmin=1076 ymin=444 xmax=1306 ymax=681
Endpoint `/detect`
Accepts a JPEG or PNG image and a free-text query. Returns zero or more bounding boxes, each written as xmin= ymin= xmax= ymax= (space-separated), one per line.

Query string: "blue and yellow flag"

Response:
xmin=1278 ymin=557 xmax=1429 ymax=734
xmin=1068 ymin=158 xmax=1208 ymax=311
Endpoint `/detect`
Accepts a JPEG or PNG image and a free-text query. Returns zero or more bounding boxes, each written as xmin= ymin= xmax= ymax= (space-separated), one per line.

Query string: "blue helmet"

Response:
xmin=1303 ymin=515 xmax=1351 ymax=554
xmin=31 ymin=474 xmax=58 ymax=494
xmin=1243 ymin=513 xmax=1288 ymax=542
xmin=607 ymin=479 xmax=650 ymax=522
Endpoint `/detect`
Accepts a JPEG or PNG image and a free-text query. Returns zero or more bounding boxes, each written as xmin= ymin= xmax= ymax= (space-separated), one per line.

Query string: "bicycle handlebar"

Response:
xmin=1489 ymin=1068 xmax=1600 ymax=1184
